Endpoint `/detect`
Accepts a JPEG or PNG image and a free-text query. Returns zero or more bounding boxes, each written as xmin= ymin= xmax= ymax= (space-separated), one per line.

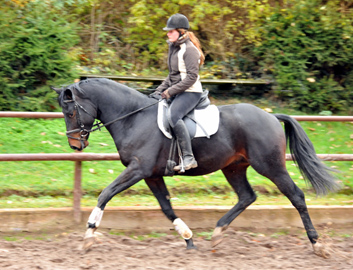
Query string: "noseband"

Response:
xmin=64 ymin=98 xmax=162 ymax=148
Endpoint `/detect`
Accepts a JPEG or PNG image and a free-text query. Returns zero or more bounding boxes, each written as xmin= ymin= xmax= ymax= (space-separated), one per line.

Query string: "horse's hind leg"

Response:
xmin=273 ymin=172 xmax=330 ymax=257
xmin=252 ymin=162 xmax=329 ymax=257
xmin=145 ymin=177 xmax=196 ymax=249
xmin=212 ymin=163 xmax=257 ymax=247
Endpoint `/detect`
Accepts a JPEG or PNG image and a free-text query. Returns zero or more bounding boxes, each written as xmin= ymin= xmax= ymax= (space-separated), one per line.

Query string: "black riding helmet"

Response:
xmin=163 ymin=13 xmax=189 ymax=31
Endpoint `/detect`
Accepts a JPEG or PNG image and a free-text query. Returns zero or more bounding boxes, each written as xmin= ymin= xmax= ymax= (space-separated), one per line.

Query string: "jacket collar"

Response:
xmin=167 ymin=35 xmax=190 ymax=47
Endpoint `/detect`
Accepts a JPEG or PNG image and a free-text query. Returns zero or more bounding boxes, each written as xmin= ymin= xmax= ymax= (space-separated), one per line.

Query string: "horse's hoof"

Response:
xmin=83 ymin=236 xmax=96 ymax=251
xmin=185 ymin=238 xmax=197 ymax=250
xmin=211 ymin=235 xmax=223 ymax=247
xmin=211 ymin=227 xmax=224 ymax=247
xmin=312 ymin=242 xmax=331 ymax=259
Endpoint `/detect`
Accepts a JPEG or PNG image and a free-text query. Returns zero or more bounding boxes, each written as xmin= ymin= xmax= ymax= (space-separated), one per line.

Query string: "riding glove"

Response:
xmin=149 ymin=91 xmax=162 ymax=100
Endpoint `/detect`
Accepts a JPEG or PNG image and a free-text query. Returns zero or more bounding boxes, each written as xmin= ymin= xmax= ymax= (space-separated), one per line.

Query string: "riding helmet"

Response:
xmin=163 ymin=13 xmax=190 ymax=31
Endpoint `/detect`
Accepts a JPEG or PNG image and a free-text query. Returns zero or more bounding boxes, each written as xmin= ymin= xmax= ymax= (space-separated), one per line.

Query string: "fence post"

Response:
xmin=73 ymin=161 xmax=82 ymax=223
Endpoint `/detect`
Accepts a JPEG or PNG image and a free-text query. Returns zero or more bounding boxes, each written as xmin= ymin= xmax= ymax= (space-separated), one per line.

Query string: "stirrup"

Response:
xmin=174 ymin=162 xmax=185 ymax=172
xmin=174 ymin=158 xmax=198 ymax=172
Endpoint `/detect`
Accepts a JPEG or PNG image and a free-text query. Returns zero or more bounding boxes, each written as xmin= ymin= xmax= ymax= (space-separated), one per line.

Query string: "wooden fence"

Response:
xmin=79 ymin=74 xmax=271 ymax=86
xmin=1 ymin=111 xmax=352 ymax=223
xmin=79 ymin=74 xmax=273 ymax=95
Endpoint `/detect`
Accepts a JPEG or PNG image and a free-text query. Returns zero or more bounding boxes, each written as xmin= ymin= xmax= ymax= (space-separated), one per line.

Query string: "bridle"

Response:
xmin=64 ymin=100 xmax=96 ymax=149
xmin=64 ymin=98 xmax=162 ymax=148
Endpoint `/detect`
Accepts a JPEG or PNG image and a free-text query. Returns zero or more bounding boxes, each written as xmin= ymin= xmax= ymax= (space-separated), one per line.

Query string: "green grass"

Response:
xmin=0 ymin=98 xmax=352 ymax=208
xmin=108 ymin=230 xmax=169 ymax=240
xmin=270 ymin=229 xmax=291 ymax=238
xmin=1 ymin=192 xmax=352 ymax=208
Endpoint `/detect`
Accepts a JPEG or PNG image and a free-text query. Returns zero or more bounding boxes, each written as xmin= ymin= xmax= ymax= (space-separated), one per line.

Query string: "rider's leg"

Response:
xmin=173 ymin=119 xmax=198 ymax=171
xmin=167 ymin=92 xmax=201 ymax=171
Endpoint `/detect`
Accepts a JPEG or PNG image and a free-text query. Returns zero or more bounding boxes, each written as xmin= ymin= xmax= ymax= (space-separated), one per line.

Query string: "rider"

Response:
xmin=151 ymin=13 xmax=205 ymax=172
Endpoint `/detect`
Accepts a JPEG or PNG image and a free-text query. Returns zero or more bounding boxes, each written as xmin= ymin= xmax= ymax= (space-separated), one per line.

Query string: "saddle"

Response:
xmin=157 ymin=91 xmax=220 ymax=139
xmin=157 ymin=91 xmax=220 ymax=176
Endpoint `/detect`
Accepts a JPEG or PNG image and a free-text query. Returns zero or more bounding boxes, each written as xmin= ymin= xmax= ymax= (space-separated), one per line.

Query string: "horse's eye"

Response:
xmin=68 ymin=113 xmax=74 ymax=118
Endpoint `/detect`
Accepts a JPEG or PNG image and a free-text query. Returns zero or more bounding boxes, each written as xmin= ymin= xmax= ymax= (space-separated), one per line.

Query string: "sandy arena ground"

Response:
xmin=0 ymin=227 xmax=352 ymax=270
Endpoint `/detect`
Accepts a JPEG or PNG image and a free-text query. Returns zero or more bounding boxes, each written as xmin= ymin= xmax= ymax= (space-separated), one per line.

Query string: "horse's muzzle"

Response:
xmin=68 ymin=136 xmax=89 ymax=151
xmin=66 ymin=128 xmax=90 ymax=151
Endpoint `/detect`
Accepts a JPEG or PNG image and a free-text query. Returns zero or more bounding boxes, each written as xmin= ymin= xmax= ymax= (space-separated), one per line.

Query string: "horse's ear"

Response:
xmin=50 ymin=86 xmax=63 ymax=95
xmin=63 ymin=89 xmax=74 ymax=101
xmin=50 ymin=86 xmax=75 ymax=101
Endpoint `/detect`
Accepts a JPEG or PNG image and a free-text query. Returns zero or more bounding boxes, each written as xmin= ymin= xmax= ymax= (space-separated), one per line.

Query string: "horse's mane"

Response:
xmin=58 ymin=78 xmax=147 ymax=107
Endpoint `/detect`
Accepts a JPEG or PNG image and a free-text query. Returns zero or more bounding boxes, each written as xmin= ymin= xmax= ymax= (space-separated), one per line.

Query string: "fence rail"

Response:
xmin=1 ymin=153 xmax=353 ymax=162
xmin=1 ymin=111 xmax=352 ymax=122
xmin=79 ymin=74 xmax=271 ymax=86
xmin=1 ymin=111 xmax=353 ymax=222
xmin=0 ymin=153 xmax=120 ymax=161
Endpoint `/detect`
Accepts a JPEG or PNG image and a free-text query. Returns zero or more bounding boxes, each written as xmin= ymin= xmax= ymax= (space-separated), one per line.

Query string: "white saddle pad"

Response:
xmin=157 ymin=100 xmax=220 ymax=139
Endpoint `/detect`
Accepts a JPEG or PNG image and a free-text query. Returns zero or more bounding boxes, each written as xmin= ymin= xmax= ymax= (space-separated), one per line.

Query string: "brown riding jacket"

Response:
xmin=156 ymin=36 xmax=202 ymax=97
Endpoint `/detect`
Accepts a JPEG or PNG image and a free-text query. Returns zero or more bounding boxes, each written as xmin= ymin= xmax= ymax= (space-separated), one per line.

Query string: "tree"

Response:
xmin=0 ymin=0 xmax=79 ymax=111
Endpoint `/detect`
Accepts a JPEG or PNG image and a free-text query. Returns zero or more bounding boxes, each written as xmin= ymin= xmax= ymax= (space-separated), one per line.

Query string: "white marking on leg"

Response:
xmin=173 ymin=218 xmax=193 ymax=240
xmin=87 ymin=207 xmax=104 ymax=227
xmin=84 ymin=228 xmax=95 ymax=239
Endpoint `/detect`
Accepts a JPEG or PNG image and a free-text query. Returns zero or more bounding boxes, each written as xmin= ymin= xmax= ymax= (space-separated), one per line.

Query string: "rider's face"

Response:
xmin=167 ymin=29 xmax=179 ymax=42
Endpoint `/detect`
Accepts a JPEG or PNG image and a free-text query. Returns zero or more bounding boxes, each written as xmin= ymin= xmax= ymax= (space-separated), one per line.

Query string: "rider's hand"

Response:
xmin=161 ymin=89 xmax=171 ymax=100
xmin=149 ymin=91 xmax=162 ymax=100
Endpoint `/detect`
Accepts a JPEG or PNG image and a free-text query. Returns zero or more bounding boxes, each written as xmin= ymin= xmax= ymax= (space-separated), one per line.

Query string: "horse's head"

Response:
xmin=52 ymin=83 xmax=97 ymax=151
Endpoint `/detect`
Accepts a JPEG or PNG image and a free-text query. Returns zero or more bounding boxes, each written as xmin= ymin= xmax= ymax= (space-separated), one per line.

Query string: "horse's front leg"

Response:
xmin=145 ymin=177 xmax=196 ymax=250
xmin=83 ymin=158 xmax=144 ymax=250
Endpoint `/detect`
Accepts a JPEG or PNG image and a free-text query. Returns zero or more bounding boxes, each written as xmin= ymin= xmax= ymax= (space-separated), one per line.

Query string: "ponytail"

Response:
xmin=178 ymin=29 xmax=205 ymax=66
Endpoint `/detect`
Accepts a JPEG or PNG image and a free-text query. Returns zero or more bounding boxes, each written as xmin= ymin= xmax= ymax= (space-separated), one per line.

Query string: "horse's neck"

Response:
xmin=90 ymin=85 xmax=153 ymax=143
xmin=93 ymin=86 xmax=146 ymax=123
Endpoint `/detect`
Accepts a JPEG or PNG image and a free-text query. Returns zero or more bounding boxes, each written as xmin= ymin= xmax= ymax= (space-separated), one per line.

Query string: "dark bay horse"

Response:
xmin=53 ymin=78 xmax=339 ymax=257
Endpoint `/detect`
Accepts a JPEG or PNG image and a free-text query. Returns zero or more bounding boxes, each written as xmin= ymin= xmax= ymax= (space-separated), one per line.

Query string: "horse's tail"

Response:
xmin=274 ymin=114 xmax=341 ymax=196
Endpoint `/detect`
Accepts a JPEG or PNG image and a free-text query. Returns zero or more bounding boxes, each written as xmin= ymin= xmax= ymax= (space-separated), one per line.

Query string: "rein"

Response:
xmin=65 ymin=98 xmax=162 ymax=145
xmin=91 ymin=99 xmax=162 ymax=132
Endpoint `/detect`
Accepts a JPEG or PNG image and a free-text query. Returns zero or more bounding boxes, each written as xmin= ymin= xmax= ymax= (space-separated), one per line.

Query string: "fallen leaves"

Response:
xmin=41 ymin=141 xmax=61 ymax=147
xmin=263 ymin=108 xmax=273 ymax=113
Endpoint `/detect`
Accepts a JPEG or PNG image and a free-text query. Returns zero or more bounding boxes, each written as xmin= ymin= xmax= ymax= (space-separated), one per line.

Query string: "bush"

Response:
xmin=0 ymin=1 xmax=79 ymax=111
xmin=252 ymin=0 xmax=353 ymax=113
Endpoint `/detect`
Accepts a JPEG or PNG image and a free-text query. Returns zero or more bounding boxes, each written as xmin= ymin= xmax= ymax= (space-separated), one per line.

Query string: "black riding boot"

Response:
xmin=173 ymin=120 xmax=198 ymax=172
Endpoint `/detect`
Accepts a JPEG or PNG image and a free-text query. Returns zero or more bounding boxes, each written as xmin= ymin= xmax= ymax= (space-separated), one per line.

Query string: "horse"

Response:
xmin=52 ymin=78 xmax=339 ymax=258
